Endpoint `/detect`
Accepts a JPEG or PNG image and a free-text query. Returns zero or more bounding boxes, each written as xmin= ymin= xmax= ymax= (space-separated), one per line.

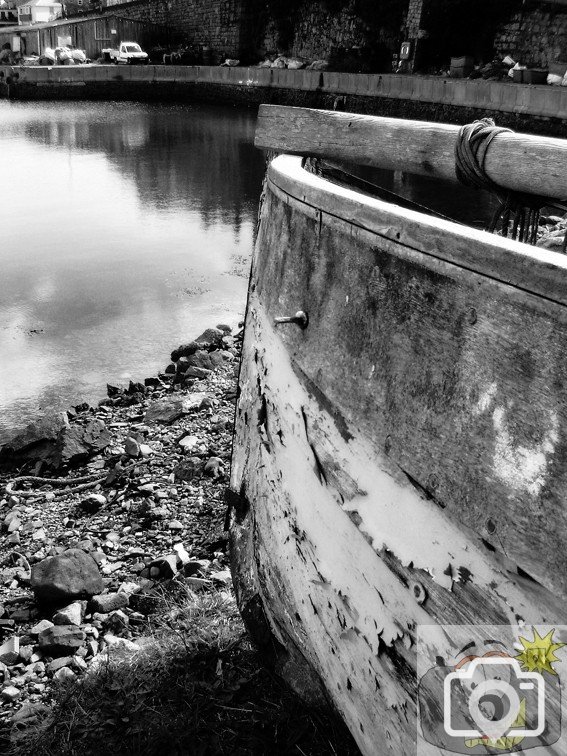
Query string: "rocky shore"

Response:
xmin=0 ymin=324 xmax=240 ymax=744
xmin=536 ymin=212 xmax=567 ymax=251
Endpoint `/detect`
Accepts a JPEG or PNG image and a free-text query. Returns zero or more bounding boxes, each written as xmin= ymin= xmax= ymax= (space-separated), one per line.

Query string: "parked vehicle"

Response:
xmin=103 ymin=42 xmax=149 ymax=65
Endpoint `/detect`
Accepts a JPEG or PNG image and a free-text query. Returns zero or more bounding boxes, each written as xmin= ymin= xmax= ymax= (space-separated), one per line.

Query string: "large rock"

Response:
xmin=1 ymin=416 xmax=111 ymax=469
xmin=0 ymin=412 xmax=68 ymax=457
xmin=184 ymin=350 xmax=215 ymax=371
xmin=31 ymin=549 xmax=104 ymax=605
xmin=49 ymin=419 xmax=111 ymax=467
xmin=183 ymin=366 xmax=211 ymax=380
xmin=145 ymin=398 xmax=185 ymax=424
xmin=38 ymin=625 xmax=85 ymax=656
xmin=171 ymin=341 xmax=200 ymax=362
xmin=195 ymin=328 xmax=224 ymax=349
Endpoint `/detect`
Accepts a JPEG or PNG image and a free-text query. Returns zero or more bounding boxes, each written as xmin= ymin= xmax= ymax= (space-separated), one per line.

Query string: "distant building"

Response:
xmin=0 ymin=1 xmax=17 ymax=26
xmin=16 ymin=0 xmax=62 ymax=25
xmin=0 ymin=12 xmax=166 ymax=57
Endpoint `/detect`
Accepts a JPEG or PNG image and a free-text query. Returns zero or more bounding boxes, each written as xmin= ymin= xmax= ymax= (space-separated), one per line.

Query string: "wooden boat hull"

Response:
xmin=229 ymin=155 xmax=567 ymax=754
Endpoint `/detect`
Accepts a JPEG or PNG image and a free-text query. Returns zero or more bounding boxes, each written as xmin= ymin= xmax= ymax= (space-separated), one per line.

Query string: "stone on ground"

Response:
xmin=52 ymin=601 xmax=84 ymax=626
xmin=0 ymin=635 xmax=19 ymax=665
xmin=50 ymin=419 xmax=111 ymax=467
xmin=79 ymin=493 xmax=106 ymax=514
xmin=53 ymin=666 xmax=76 ymax=683
xmin=30 ymin=619 xmax=54 ymax=635
xmin=145 ymin=398 xmax=185 ymax=424
xmin=0 ymin=412 xmax=68 ymax=455
xmin=124 ymin=436 xmax=140 ymax=457
xmin=31 ymin=549 xmax=104 ymax=605
xmin=90 ymin=592 xmax=129 ymax=614
xmin=195 ymin=327 xmax=224 ymax=349
xmin=38 ymin=625 xmax=85 ymax=656
xmin=1 ymin=685 xmax=21 ymax=703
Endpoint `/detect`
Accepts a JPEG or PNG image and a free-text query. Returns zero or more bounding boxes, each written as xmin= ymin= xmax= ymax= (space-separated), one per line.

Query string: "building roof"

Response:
xmin=16 ymin=0 xmax=62 ymax=7
xmin=0 ymin=11 xmax=164 ymax=33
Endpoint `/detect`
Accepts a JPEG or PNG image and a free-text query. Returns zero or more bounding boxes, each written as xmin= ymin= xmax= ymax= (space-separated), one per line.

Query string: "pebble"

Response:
xmin=1 ymin=685 xmax=21 ymax=702
xmin=7 ymin=518 xmax=22 ymax=533
xmin=52 ymin=601 xmax=84 ymax=626
xmin=80 ymin=494 xmax=107 ymax=514
xmin=47 ymin=656 xmax=75 ymax=673
xmin=19 ymin=645 xmax=34 ymax=663
xmin=0 ymin=636 xmax=20 ymax=665
xmin=124 ymin=437 xmax=141 ymax=457
xmin=90 ymin=593 xmax=129 ymax=613
xmin=53 ymin=667 xmax=76 ymax=683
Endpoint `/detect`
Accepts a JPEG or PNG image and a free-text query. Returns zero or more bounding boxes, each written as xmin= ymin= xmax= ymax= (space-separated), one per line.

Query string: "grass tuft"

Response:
xmin=5 ymin=586 xmax=359 ymax=755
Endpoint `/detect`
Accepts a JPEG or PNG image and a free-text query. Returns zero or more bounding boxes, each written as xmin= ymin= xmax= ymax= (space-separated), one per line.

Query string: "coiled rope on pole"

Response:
xmin=454 ymin=117 xmax=565 ymax=246
xmin=455 ymin=118 xmax=513 ymax=200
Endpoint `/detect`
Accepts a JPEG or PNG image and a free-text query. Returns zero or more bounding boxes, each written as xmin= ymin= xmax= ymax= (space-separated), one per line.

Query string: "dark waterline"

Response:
xmin=0 ymin=98 xmax=498 ymax=444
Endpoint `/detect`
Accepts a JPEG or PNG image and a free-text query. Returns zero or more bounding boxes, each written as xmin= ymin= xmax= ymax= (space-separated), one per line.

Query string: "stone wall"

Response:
xmin=107 ymin=0 xmax=405 ymax=68
xmin=262 ymin=2 xmax=370 ymax=59
xmin=259 ymin=0 xmax=403 ymax=70
xmin=108 ymin=0 xmax=245 ymax=60
xmin=6 ymin=64 xmax=567 ymax=137
xmin=494 ymin=4 xmax=567 ymax=67
xmin=91 ymin=0 xmax=567 ymax=71
xmin=405 ymin=0 xmax=426 ymax=38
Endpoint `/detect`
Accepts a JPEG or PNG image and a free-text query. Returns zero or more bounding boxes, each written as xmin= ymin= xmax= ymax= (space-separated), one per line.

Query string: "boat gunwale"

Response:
xmin=267 ymin=154 xmax=567 ymax=310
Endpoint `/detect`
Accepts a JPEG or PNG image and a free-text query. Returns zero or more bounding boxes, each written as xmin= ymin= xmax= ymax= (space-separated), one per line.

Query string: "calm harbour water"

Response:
xmin=0 ymin=98 xmax=498 ymax=444
xmin=0 ymin=100 xmax=265 ymax=443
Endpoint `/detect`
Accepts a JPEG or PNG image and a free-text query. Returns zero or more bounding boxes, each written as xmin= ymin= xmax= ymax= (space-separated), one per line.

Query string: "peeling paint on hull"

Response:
xmin=229 ymin=155 xmax=567 ymax=754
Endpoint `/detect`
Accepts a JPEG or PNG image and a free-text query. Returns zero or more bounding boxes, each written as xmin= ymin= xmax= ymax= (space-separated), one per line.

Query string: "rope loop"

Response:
xmin=454 ymin=117 xmax=564 ymax=244
xmin=455 ymin=118 xmax=512 ymax=201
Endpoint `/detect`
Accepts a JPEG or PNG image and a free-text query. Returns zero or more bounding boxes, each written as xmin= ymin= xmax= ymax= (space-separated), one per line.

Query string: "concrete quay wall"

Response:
xmin=2 ymin=65 xmax=567 ymax=136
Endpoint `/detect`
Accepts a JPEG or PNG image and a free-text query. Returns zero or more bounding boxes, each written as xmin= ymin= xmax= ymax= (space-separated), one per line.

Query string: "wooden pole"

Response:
xmin=255 ymin=105 xmax=567 ymax=201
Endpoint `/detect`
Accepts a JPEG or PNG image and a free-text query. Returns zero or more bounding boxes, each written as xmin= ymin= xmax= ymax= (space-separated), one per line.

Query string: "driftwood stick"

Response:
xmin=255 ymin=105 xmax=567 ymax=201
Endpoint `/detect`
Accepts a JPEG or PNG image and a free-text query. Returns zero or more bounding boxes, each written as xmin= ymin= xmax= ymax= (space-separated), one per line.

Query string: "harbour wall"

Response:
xmin=2 ymin=64 xmax=567 ymax=136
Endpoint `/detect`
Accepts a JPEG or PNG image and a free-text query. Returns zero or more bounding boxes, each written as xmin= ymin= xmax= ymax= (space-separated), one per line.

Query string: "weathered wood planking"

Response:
xmin=229 ymin=155 xmax=567 ymax=754
xmin=260 ymin=156 xmax=567 ymax=598
xmin=255 ymin=105 xmax=567 ymax=200
xmin=271 ymin=160 xmax=567 ymax=309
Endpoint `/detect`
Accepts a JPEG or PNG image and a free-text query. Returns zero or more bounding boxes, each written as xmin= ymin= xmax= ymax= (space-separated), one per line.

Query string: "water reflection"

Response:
xmin=18 ymin=101 xmax=261 ymax=232
xmin=0 ymin=99 xmax=501 ymax=443
xmin=0 ymin=101 xmax=265 ymax=442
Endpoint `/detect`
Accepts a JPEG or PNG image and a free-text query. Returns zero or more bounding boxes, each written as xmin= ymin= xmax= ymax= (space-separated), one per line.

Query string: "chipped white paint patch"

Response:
xmin=470 ymin=381 xmax=559 ymax=496
xmin=492 ymin=405 xmax=559 ymax=497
